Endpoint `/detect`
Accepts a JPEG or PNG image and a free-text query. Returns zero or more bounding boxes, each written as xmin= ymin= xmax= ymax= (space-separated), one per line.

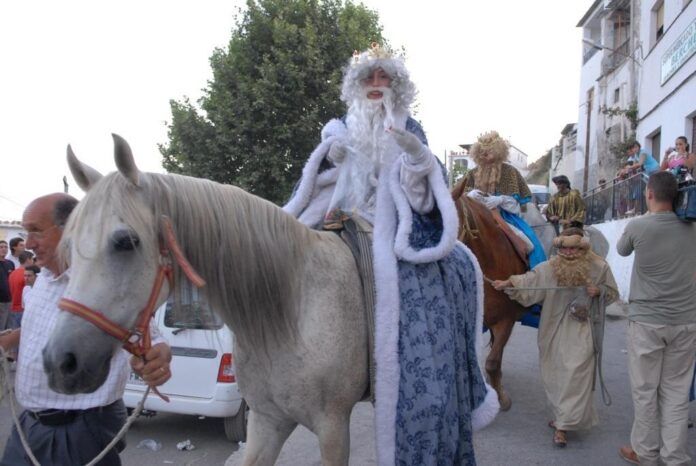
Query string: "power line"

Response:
xmin=0 ymin=194 xmax=24 ymax=208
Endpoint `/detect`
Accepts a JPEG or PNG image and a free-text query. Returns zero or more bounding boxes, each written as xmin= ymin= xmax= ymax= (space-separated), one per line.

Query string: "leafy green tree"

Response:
xmin=450 ymin=163 xmax=468 ymax=187
xmin=160 ymin=0 xmax=384 ymax=204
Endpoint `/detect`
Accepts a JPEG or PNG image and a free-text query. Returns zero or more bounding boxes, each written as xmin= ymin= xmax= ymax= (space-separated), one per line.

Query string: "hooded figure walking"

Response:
xmin=492 ymin=228 xmax=618 ymax=448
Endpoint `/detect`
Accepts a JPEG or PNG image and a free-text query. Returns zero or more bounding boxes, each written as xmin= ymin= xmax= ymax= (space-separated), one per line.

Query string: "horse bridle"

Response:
xmin=58 ymin=216 xmax=205 ymax=360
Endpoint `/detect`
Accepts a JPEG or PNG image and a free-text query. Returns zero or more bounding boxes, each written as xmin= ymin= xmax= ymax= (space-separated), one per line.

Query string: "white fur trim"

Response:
xmin=321 ymin=118 xmax=348 ymax=140
xmin=283 ymin=119 xmax=345 ymax=217
xmin=372 ymin=166 xmax=400 ymax=466
xmin=472 ymin=383 xmax=501 ymax=431
xmin=391 ymin=155 xmax=459 ymax=263
xmin=458 ymin=242 xmax=500 ymax=431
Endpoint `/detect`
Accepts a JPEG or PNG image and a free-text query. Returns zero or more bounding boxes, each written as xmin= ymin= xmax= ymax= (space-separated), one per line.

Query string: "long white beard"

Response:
xmin=328 ymin=88 xmax=401 ymax=222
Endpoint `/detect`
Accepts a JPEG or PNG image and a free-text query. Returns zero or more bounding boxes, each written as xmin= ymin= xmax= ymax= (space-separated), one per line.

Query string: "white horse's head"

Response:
xmin=43 ymin=135 xmax=169 ymax=394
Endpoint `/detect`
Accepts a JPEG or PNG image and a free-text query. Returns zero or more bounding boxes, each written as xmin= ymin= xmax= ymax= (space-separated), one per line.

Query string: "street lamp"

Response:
xmin=582 ymin=39 xmax=642 ymax=66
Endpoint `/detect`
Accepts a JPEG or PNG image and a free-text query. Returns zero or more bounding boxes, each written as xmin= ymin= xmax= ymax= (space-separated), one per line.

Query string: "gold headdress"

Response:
xmin=352 ymin=42 xmax=394 ymax=66
xmin=471 ymin=131 xmax=509 ymax=161
xmin=470 ymin=130 xmax=510 ymax=193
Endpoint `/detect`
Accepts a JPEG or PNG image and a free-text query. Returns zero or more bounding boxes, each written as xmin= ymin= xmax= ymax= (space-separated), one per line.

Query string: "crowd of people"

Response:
xmin=0 ymin=238 xmax=37 ymax=341
xmin=586 ymin=137 xmax=696 ymax=223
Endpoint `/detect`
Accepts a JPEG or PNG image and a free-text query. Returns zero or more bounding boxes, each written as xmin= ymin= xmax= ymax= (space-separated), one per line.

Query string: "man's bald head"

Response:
xmin=23 ymin=193 xmax=78 ymax=273
xmin=25 ymin=193 xmax=78 ymax=228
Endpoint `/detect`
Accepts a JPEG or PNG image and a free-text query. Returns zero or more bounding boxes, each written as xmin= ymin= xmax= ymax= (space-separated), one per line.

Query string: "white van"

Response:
xmin=123 ymin=287 xmax=247 ymax=442
xmin=528 ymin=184 xmax=551 ymax=212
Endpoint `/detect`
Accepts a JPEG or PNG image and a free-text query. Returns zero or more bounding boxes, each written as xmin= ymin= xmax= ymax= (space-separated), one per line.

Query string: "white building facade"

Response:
xmin=0 ymin=221 xmax=25 ymax=244
xmin=572 ymin=0 xmax=695 ymax=194
xmin=575 ymin=0 xmax=641 ymax=193
xmin=549 ymin=123 xmax=579 ymax=193
xmin=636 ymin=0 xmax=696 ymax=159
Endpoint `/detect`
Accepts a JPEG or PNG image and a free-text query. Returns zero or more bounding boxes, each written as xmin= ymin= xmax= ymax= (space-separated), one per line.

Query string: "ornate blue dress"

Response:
xmin=396 ymin=210 xmax=486 ymax=465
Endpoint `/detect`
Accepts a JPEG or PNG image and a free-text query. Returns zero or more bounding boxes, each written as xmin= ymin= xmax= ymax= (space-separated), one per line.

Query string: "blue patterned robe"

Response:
xmin=396 ymin=212 xmax=488 ymax=465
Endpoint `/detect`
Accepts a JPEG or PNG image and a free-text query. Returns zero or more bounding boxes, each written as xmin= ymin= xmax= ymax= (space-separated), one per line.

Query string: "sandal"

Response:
xmin=553 ymin=429 xmax=567 ymax=448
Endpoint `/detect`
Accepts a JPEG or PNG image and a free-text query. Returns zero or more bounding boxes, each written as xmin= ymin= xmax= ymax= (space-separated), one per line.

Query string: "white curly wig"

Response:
xmin=340 ymin=44 xmax=417 ymax=110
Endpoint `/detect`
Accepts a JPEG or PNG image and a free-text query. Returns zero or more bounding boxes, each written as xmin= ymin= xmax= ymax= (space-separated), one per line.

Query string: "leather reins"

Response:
xmin=57 ymin=216 xmax=206 ymax=399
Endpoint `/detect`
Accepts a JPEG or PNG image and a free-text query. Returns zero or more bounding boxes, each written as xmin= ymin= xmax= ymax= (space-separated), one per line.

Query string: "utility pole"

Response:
xmin=447 ymin=150 xmax=454 ymax=189
xmin=583 ymin=90 xmax=593 ymax=193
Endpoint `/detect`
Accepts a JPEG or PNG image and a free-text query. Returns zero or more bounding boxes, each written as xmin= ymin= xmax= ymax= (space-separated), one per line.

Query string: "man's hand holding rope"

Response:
xmin=129 ymin=342 xmax=172 ymax=387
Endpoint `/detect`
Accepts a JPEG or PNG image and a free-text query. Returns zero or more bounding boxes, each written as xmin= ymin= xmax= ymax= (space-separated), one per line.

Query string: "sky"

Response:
xmin=0 ymin=0 xmax=592 ymax=220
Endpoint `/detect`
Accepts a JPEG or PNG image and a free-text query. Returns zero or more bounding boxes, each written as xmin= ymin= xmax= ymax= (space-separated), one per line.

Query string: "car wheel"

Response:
xmin=224 ymin=399 xmax=248 ymax=443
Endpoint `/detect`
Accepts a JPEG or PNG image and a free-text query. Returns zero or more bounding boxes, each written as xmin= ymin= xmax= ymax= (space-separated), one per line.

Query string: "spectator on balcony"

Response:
xmin=619 ymin=142 xmax=659 ymax=178
xmin=618 ymin=142 xmax=658 ymax=216
xmin=547 ymin=175 xmax=586 ymax=234
xmin=660 ymin=136 xmax=696 ymax=176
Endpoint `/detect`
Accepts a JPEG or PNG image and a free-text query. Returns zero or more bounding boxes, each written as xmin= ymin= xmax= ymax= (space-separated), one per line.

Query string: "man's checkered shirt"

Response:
xmin=16 ymin=268 xmax=163 ymax=410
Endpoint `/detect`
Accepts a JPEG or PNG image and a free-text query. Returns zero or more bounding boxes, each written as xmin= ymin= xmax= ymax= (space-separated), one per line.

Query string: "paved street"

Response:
xmin=226 ymin=315 xmax=696 ymax=466
xmin=0 ymin=378 xmax=239 ymax=465
xmin=2 ymin=315 xmax=695 ymax=465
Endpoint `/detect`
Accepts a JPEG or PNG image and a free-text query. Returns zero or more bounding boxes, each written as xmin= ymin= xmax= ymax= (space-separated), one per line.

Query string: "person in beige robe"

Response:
xmin=492 ymin=228 xmax=618 ymax=447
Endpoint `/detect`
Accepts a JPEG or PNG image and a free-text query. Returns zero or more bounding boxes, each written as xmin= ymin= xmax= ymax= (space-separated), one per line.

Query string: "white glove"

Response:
xmin=498 ymin=195 xmax=521 ymax=215
xmin=327 ymin=140 xmax=348 ymax=164
xmin=390 ymin=127 xmax=428 ymax=163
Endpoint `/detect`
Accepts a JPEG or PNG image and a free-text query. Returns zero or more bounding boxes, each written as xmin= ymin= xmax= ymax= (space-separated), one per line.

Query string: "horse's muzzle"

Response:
xmin=42 ymin=345 xmax=111 ymax=394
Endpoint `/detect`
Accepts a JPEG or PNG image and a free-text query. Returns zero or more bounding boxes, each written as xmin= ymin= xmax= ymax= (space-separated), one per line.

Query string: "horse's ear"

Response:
xmin=67 ymin=145 xmax=103 ymax=192
xmin=112 ymin=133 xmax=140 ymax=186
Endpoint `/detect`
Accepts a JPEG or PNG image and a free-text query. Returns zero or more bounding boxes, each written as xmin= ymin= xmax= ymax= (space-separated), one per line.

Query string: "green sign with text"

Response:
xmin=661 ymin=18 xmax=696 ymax=85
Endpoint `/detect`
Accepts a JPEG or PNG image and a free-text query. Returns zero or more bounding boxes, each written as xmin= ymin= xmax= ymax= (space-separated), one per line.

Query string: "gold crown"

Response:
xmin=352 ymin=42 xmax=393 ymax=65
xmin=476 ymin=131 xmax=507 ymax=149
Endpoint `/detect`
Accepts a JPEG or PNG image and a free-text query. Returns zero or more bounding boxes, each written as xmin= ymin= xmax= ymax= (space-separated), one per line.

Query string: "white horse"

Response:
xmin=43 ymin=136 xmax=367 ymax=466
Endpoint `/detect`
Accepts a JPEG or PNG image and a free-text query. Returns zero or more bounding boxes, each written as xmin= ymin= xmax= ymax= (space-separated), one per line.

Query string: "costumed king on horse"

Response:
xmin=285 ymin=43 xmax=498 ymax=466
xmin=492 ymin=228 xmax=618 ymax=448
xmin=457 ymin=131 xmax=546 ymax=269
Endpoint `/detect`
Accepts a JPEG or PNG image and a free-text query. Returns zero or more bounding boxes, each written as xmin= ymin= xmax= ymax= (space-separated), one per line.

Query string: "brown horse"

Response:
xmin=451 ymin=184 xmax=528 ymax=411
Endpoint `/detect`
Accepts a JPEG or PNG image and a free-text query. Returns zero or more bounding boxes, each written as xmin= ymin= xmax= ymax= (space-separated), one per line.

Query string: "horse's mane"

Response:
xmin=63 ymin=171 xmax=313 ymax=350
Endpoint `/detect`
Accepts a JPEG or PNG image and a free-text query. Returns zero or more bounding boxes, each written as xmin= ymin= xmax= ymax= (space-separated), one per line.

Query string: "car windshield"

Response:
xmin=533 ymin=192 xmax=550 ymax=204
xmin=164 ymin=284 xmax=223 ymax=330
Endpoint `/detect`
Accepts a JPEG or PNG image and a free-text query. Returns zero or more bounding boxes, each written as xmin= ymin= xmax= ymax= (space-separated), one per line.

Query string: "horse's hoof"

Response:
xmin=498 ymin=392 xmax=512 ymax=412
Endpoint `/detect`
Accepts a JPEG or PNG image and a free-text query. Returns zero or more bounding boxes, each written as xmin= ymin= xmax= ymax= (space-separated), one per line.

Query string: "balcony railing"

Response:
xmin=608 ymin=39 xmax=630 ymax=69
xmin=582 ymin=46 xmax=599 ymax=64
xmin=583 ymin=171 xmax=647 ymax=225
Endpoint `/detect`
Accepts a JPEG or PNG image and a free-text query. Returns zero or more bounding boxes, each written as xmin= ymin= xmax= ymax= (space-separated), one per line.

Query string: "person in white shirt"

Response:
xmin=5 ymin=237 xmax=25 ymax=268
xmin=0 ymin=193 xmax=172 ymax=466
xmin=20 ymin=264 xmax=39 ymax=311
